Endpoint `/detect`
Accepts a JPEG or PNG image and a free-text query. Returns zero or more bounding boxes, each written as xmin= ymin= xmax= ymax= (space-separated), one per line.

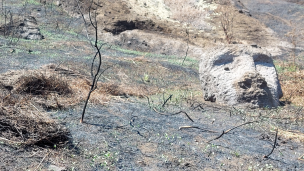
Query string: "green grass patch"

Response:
xmin=147 ymin=89 xmax=202 ymax=110
xmin=110 ymin=45 xmax=199 ymax=69
xmin=24 ymin=0 xmax=40 ymax=5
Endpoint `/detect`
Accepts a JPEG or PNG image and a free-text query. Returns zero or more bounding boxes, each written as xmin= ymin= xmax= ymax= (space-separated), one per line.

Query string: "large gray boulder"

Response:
xmin=199 ymin=45 xmax=283 ymax=108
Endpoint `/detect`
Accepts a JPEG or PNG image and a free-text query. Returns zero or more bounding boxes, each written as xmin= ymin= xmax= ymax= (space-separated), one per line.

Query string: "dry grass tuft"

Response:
xmin=16 ymin=74 xmax=72 ymax=96
xmin=276 ymin=62 xmax=304 ymax=106
xmin=279 ymin=129 xmax=304 ymax=143
xmin=0 ymin=87 xmax=69 ymax=147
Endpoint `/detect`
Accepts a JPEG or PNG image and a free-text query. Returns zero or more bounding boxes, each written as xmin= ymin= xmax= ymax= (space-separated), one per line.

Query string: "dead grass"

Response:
xmin=0 ymin=63 xmax=149 ymax=146
xmin=276 ymin=62 xmax=304 ymax=106
xmin=0 ymin=53 xmax=200 ymax=147
xmin=16 ymin=74 xmax=72 ymax=96
xmin=278 ymin=129 xmax=304 ymax=143
xmin=0 ymin=87 xmax=69 ymax=146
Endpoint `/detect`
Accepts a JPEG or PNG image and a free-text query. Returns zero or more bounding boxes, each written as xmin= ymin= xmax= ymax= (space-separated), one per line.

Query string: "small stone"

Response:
xmin=48 ymin=165 xmax=66 ymax=171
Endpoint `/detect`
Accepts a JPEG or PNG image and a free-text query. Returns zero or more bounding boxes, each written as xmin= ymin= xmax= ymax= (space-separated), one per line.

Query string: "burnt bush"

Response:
xmin=0 ymin=102 xmax=70 ymax=147
xmin=0 ymin=75 xmax=71 ymax=147
xmin=16 ymin=74 xmax=72 ymax=96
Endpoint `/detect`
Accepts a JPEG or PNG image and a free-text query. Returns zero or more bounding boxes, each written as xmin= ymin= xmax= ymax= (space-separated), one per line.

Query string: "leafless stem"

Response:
xmin=217 ymin=4 xmax=234 ymax=44
xmin=162 ymin=94 xmax=173 ymax=108
xmin=182 ymin=29 xmax=189 ymax=65
xmin=264 ymin=128 xmax=278 ymax=158
xmin=153 ymin=108 xmax=194 ymax=122
xmin=34 ymin=150 xmax=50 ymax=171
xmin=80 ymin=0 xmax=105 ymax=123
xmin=179 ymin=126 xmax=217 ymax=133
xmin=207 ymin=121 xmax=258 ymax=143
xmin=76 ymin=0 xmax=92 ymax=42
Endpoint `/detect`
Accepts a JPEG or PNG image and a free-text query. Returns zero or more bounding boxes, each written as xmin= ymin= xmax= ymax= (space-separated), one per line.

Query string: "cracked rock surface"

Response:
xmin=199 ymin=44 xmax=283 ymax=108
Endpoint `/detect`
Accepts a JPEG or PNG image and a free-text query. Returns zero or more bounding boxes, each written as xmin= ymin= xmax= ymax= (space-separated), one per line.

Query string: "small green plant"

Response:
xmin=104 ymin=152 xmax=111 ymax=158
xmin=164 ymin=133 xmax=170 ymax=140
xmin=234 ymin=151 xmax=240 ymax=158
xmin=275 ymin=64 xmax=284 ymax=73
xmin=143 ymin=73 xmax=150 ymax=82
xmin=92 ymin=155 xmax=99 ymax=162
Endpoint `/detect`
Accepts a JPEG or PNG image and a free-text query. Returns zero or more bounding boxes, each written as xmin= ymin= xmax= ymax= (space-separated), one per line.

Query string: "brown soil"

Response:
xmin=50 ymin=0 xmax=285 ymax=59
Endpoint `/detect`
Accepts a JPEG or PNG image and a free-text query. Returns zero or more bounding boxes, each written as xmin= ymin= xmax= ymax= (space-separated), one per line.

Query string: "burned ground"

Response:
xmin=0 ymin=0 xmax=304 ymax=170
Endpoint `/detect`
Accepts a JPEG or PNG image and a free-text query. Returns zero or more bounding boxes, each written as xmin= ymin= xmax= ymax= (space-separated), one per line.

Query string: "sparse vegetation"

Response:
xmin=214 ymin=0 xmax=235 ymax=44
xmin=0 ymin=0 xmax=304 ymax=170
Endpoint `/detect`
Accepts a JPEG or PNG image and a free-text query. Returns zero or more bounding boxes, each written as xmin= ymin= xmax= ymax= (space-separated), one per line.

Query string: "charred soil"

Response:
xmin=0 ymin=0 xmax=304 ymax=170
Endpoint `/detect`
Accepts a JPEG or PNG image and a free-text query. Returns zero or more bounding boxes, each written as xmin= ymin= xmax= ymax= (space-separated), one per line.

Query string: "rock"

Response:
xmin=0 ymin=16 xmax=44 ymax=40
xmin=56 ymin=1 xmax=62 ymax=6
xmin=17 ymin=16 xmax=44 ymax=40
xmin=238 ymin=9 xmax=251 ymax=16
xmin=47 ymin=165 xmax=66 ymax=171
xmin=199 ymin=45 xmax=283 ymax=108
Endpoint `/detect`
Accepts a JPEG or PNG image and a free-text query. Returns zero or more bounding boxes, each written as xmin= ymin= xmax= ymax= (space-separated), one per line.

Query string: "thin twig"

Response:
xmin=162 ymin=94 xmax=172 ymax=108
xmin=192 ymin=104 xmax=204 ymax=111
xmin=145 ymin=96 xmax=152 ymax=108
xmin=264 ymin=128 xmax=279 ymax=158
xmin=182 ymin=29 xmax=189 ymax=65
xmin=91 ymin=44 xmax=105 ymax=78
xmin=207 ymin=131 xmax=225 ymax=143
xmin=30 ymin=102 xmax=43 ymax=116
xmin=153 ymin=108 xmax=194 ymax=122
xmin=298 ymin=154 xmax=304 ymax=161
xmin=179 ymin=126 xmax=217 ymax=133
xmin=76 ymin=0 xmax=92 ymax=43
xmin=207 ymin=121 xmax=258 ymax=143
xmin=224 ymin=121 xmax=258 ymax=134
xmin=34 ymin=150 xmax=50 ymax=171
xmin=174 ymin=111 xmax=194 ymax=122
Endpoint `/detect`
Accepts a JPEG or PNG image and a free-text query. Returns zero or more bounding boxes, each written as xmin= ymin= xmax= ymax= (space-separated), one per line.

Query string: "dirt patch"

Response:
xmin=36 ymin=0 xmax=292 ymax=59
xmin=45 ymin=0 xmax=219 ymax=57
xmin=138 ymin=142 xmax=158 ymax=154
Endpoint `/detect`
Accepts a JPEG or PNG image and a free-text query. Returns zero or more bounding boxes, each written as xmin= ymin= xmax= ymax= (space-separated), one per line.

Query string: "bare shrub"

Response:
xmin=75 ymin=0 xmax=110 ymax=123
xmin=215 ymin=3 xmax=235 ymax=44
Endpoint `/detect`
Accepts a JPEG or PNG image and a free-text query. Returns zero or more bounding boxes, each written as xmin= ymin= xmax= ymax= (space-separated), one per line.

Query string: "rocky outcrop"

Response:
xmin=17 ymin=16 xmax=44 ymax=40
xmin=199 ymin=45 xmax=283 ymax=108
xmin=0 ymin=16 xmax=43 ymax=40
